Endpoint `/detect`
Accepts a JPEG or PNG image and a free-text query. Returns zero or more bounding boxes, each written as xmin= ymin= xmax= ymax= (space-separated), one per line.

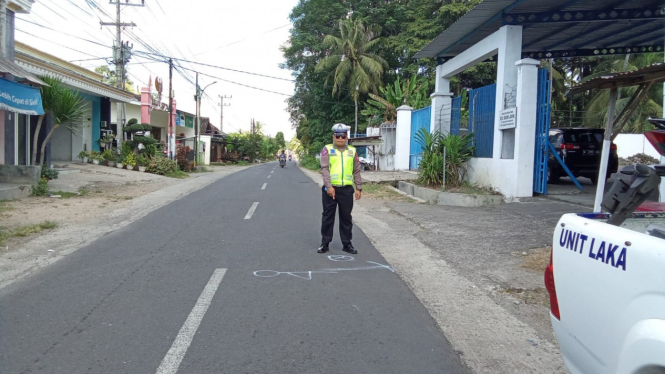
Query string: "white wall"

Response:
xmin=176 ymin=126 xmax=195 ymax=139
xmin=613 ymin=134 xmax=660 ymax=160
xmin=111 ymin=102 xmax=141 ymax=124
xmin=199 ymin=135 xmax=212 ymax=165
xmin=377 ymin=125 xmax=396 ymax=171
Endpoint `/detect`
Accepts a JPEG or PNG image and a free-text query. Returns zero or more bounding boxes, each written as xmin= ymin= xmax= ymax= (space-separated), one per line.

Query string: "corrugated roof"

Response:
xmin=415 ymin=0 xmax=665 ymax=59
xmin=568 ymin=63 xmax=665 ymax=95
xmin=0 ymin=55 xmax=47 ymax=85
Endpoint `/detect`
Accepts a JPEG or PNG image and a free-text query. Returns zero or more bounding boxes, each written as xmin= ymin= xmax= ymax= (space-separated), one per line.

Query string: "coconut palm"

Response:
xmin=31 ymin=76 xmax=87 ymax=166
xmin=315 ymin=18 xmax=388 ymax=134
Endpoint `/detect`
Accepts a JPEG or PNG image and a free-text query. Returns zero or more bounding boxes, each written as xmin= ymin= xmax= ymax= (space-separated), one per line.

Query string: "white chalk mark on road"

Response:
xmin=261 ymin=183 xmax=267 ymax=190
xmin=328 ymin=255 xmax=354 ymax=262
xmin=253 ymin=261 xmax=393 ymax=280
xmin=244 ymin=202 xmax=259 ymax=220
xmin=155 ymin=268 xmax=227 ymax=374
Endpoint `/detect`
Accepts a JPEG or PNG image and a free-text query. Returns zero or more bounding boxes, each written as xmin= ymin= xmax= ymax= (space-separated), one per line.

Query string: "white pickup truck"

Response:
xmin=546 ymin=122 xmax=665 ymax=374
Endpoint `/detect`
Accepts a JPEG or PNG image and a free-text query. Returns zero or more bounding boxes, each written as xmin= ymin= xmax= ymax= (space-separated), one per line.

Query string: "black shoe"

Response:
xmin=317 ymin=244 xmax=329 ymax=253
xmin=342 ymin=244 xmax=357 ymax=254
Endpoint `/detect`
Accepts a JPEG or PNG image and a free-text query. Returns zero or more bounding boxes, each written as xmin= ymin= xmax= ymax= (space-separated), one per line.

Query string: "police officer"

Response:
xmin=317 ymin=123 xmax=362 ymax=254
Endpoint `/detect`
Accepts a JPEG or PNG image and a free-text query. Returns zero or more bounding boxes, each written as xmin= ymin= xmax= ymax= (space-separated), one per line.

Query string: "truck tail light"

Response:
xmin=610 ymin=143 xmax=617 ymax=151
xmin=645 ymin=130 xmax=665 ymax=156
xmin=544 ymin=250 xmax=561 ymax=320
xmin=560 ymin=143 xmax=580 ymax=150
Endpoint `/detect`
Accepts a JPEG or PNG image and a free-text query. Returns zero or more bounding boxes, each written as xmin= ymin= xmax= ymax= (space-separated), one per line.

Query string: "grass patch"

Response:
xmin=164 ymin=170 xmax=190 ymax=179
xmin=236 ymin=160 xmax=251 ymax=166
xmin=48 ymin=191 xmax=82 ymax=198
xmin=299 ymin=155 xmax=320 ymax=171
xmin=362 ymin=183 xmax=414 ymax=202
xmin=210 ymin=162 xmax=227 ymax=166
xmin=0 ymin=221 xmax=58 ymax=245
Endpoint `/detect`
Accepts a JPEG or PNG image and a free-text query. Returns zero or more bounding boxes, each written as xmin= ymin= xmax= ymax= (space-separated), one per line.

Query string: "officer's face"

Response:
xmin=333 ymin=133 xmax=347 ymax=147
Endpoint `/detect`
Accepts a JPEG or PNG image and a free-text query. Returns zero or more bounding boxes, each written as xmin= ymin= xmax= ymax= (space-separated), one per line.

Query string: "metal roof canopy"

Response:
xmin=567 ymin=63 xmax=665 ymax=212
xmin=415 ymin=0 xmax=665 ymax=60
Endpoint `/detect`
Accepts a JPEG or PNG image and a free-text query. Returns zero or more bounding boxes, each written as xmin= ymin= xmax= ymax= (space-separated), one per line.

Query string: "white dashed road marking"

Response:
xmin=261 ymin=183 xmax=267 ymax=190
xmin=155 ymin=268 xmax=227 ymax=374
xmin=244 ymin=202 xmax=259 ymax=220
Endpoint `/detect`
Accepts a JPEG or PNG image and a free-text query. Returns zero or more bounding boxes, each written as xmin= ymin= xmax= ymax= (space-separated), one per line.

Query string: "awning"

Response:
xmin=0 ymin=77 xmax=44 ymax=115
xmin=0 ymin=56 xmax=47 ymax=86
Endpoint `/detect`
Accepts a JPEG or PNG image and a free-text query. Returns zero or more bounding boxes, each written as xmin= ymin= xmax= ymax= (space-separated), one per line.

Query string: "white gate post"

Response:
xmin=431 ymin=64 xmax=453 ymax=134
xmin=513 ymin=58 xmax=540 ymax=197
xmin=395 ymin=105 xmax=413 ymax=171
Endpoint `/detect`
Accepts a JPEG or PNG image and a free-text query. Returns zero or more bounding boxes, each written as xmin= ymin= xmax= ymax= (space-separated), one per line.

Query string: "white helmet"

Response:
xmin=332 ymin=123 xmax=350 ymax=133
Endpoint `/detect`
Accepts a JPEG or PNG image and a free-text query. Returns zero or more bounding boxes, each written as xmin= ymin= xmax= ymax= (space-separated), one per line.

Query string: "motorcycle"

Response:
xmin=279 ymin=157 xmax=286 ymax=168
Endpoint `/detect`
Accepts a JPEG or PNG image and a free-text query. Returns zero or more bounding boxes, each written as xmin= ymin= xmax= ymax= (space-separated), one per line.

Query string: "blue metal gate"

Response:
xmin=450 ymin=96 xmax=462 ymax=136
xmin=409 ymin=106 xmax=431 ymax=169
xmin=534 ymin=68 xmax=551 ymax=194
xmin=468 ymin=84 xmax=496 ymax=158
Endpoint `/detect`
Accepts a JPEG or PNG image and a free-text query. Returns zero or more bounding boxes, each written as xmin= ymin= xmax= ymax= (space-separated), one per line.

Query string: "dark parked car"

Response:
xmin=548 ymin=128 xmax=618 ymax=184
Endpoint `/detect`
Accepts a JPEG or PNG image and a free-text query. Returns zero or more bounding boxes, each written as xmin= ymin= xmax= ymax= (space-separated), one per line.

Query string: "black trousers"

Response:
xmin=321 ymin=185 xmax=354 ymax=245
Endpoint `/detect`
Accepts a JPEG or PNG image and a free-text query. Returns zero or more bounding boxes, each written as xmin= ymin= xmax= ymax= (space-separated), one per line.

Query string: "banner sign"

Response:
xmin=0 ymin=78 xmax=44 ymax=115
xmin=185 ymin=115 xmax=194 ymax=128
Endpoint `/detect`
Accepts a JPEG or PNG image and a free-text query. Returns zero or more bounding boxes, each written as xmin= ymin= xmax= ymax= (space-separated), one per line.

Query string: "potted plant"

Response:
xmin=122 ymin=153 xmax=137 ymax=170
xmin=89 ymin=150 xmax=100 ymax=165
xmin=98 ymin=133 xmax=115 ymax=149
xmin=115 ymin=154 xmax=123 ymax=168
xmin=101 ymin=149 xmax=113 ymax=166
xmin=136 ymin=154 xmax=150 ymax=172
xmin=77 ymin=150 xmax=89 ymax=163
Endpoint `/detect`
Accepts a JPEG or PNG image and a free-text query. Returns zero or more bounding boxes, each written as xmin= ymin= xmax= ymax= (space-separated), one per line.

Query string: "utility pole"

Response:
xmin=168 ymin=58 xmax=174 ymax=160
xmin=101 ymin=0 xmax=143 ymax=147
xmin=218 ymin=94 xmax=232 ymax=133
xmin=194 ymin=72 xmax=199 ymax=169
xmin=101 ymin=1 xmax=143 ymax=89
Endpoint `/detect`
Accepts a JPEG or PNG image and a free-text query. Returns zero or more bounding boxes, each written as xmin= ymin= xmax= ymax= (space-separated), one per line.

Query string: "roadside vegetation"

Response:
xmin=0 ymin=221 xmax=58 ymax=246
xmin=299 ymin=155 xmax=321 ymax=171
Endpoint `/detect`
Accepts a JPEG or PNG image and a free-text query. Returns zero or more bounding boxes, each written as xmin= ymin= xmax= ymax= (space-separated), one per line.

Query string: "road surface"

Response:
xmin=0 ymin=161 xmax=467 ymax=374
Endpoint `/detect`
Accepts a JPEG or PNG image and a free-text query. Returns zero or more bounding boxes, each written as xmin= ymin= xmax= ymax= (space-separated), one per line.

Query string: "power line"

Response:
xmin=15 ymin=28 xmax=107 ymax=59
xmin=16 ymin=18 xmax=109 ymax=47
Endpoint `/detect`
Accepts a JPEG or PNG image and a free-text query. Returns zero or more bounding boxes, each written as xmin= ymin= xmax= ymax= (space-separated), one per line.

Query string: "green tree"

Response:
xmin=315 ymin=18 xmax=388 ymax=134
xmin=275 ymin=131 xmax=286 ymax=150
xmin=32 ymin=76 xmax=87 ymax=166
xmin=362 ymin=76 xmax=428 ymax=123
xmin=95 ymin=65 xmax=136 ymax=93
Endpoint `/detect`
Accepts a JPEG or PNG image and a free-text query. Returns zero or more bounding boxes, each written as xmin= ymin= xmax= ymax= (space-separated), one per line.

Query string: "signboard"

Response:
xmin=499 ymin=107 xmax=517 ymax=130
xmin=0 ymin=78 xmax=44 ymax=115
xmin=185 ymin=115 xmax=194 ymax=128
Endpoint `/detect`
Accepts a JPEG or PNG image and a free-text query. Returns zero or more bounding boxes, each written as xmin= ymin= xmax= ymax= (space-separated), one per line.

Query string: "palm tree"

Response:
xmin=31 ymin=76 xmax=87 ymax=166
xmin=362 ymin=76 xmax=428 ymax=123
xmin=315 ymin=18 xmax=388 ymax=135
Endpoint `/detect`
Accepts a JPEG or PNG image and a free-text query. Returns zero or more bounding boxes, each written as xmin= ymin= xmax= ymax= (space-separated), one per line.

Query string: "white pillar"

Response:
xmin=493 ymin=25 xmax=523 ymax=160
xmin=430 ymin=64 xmax=454 ymax=134
xmin=513 ymin=58 xmax=540 ymax=197
xmin=660 ymin=155 xmax=665 ymax=202
xmin=395 ymin=105 xmax=413 ymax=171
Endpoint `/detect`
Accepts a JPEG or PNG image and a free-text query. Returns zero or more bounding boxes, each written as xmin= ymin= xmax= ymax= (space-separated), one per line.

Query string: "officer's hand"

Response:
xmin=327 ymin=187 xmax=336 ymax=200
xmin=355 ymin=190 xmax=361 ymax=200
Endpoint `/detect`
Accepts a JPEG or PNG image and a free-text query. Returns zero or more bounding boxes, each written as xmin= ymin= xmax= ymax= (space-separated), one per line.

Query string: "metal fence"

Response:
xmin=468 ymin=84 xmax=496 ymax=158
xmin=409 ymin=106 xmax=431 ymax=170
xmin=451 ymin=96 xmax=462 ymax=136
xmin=534 ymin=68 xmax=551 ymax=194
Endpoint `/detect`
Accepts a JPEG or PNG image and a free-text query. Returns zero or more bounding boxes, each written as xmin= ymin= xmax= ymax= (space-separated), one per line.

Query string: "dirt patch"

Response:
xmin=520 ymin=246 xmax=552 ymax=273
xmin=500 ymin=287 xmax=550 ymax=307
xmin=0 ymin=179 xmax=176 ymax=251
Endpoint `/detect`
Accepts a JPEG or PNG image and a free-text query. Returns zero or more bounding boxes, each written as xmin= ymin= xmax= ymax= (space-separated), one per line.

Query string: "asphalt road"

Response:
xmin=0 ymin=162 xmax=467 ymax=374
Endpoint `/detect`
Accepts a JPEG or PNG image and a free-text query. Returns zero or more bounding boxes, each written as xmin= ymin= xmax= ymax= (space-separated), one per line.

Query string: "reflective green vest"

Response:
xmin=326 ymin=144 xmax=355 ymax=186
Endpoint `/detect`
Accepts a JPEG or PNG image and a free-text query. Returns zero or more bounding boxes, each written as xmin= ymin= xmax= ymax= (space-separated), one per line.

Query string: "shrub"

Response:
xmin=176 ymin=146 xmax=194 ymax=172
xmin=89 ymin=150 xmax=100 ymax=161
xmin=146 ymin=156 xmax=177 ymax=175
xmin=123 ymin=153 xmax=137 ymax=167
xmin=136 ymin=154 xmax=150 ymax=167
xmin=102 ymin=149 xmax=114 ymax=161
xmin=31 ymin=177 xmax=49 ymax=196
xmin=439 ymin=133 xmax=475 ymax=187
xmin=299 ymin=154 xmax=321 ymax=171
xmin=415 ymin=128 xmax=443 ymax=186
xmin=77 ymin=150 xmax=88 ymax=160
xmin=41 ymin=167 xmax=59 ymax=180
